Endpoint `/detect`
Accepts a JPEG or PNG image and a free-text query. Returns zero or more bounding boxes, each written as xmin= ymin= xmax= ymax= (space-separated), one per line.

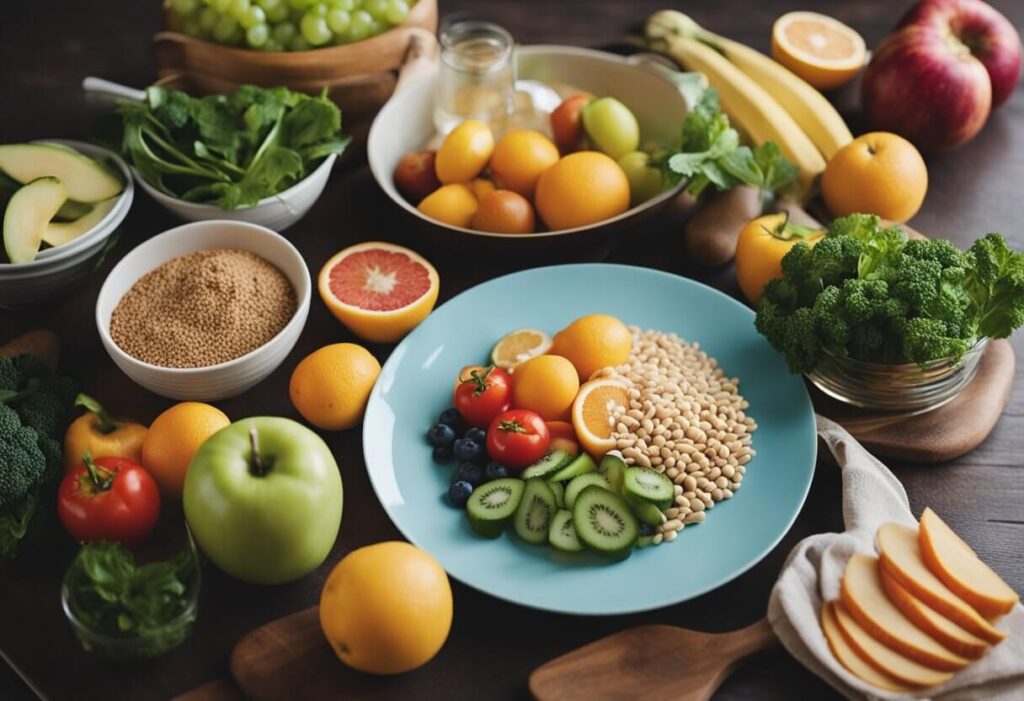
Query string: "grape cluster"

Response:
xmin=166 ymin=0 xmax=414 ymax=52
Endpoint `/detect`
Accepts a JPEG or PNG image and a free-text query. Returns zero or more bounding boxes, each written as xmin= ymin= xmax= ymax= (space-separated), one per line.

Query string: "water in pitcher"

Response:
xmin=434 ymin=20 xmax=516 ymax=137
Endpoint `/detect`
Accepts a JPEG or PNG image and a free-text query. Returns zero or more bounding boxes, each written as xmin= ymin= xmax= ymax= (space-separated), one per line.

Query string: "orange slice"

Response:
xmin=771 ymin=11 xmax=866 ymax=91
xmin=571 ymin=378 xmax=630 ymax=457
xmin=490 ymin=329 xmax=551 ymax=370
xmin=318 ymin=242 xmax=439 ymax=344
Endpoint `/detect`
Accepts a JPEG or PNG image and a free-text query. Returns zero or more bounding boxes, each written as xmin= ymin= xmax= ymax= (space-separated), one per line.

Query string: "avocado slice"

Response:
xmin=0 ymin=143 xmax=122 ymax=203
xmin=3 ymin=177 xmax=68 ymax=263
xmin=41 ymin=196 xmax=117 ymax=248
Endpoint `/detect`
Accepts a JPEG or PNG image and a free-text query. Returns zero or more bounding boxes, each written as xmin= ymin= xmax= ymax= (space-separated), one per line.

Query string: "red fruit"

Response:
xmin=550 ymin=94 xmax=592 ymax=153
xmin=486 ymin=409 xmax=550 ymax=470
xmin=58 ymin=454 xmax=161 ymax=547
xmin=394 ymin=150 xmax=442 ymax=203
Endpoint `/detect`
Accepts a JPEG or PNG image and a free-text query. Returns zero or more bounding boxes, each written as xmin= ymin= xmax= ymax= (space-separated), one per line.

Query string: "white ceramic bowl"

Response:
xmin=367 ymin=45 xmax=693 ymax=255
xmin=133 ymin=153 xmax=336 ymax=232
xmin=0 ymin=139 xmax=134 ymax=309
xmin=96 ymin=220 xmax=310 ymax=401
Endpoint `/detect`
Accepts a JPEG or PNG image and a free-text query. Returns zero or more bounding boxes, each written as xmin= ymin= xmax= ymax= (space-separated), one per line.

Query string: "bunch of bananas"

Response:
xmin=646 ymin=10 xmax=852 ymax=199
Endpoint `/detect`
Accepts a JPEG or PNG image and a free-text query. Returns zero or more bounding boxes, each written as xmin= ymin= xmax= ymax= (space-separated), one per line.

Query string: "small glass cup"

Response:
xmin=434 ymin=18 xmax=516 ymax=136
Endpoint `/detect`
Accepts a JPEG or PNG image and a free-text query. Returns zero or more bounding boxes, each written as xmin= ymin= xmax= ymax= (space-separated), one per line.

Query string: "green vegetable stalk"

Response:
xmin=114 ymin=85 xmax=351 ymax=209
xmin=755 ymin=214 xmax=1024 ymax=373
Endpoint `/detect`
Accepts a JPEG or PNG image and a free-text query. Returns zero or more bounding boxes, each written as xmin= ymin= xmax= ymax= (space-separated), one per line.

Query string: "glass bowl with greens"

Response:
xmin=755 ymin=215 xmax=1024 ymax=413
xmin=61 ymin=534 xmax=201 ymax=660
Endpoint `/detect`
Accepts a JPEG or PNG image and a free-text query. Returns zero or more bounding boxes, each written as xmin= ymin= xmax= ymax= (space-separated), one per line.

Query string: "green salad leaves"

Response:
xmin=659 ymin=89 xmax=797 ymax=196
xmin=115 ymin=85 xmax=350 ymax=209
xmin=756 ymin=214 xmax=1024 ymax=373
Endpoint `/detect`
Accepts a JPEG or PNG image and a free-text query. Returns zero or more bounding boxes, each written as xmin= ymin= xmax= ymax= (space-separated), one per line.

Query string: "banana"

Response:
xmin=713 ymin=37 xmax=853 ymax=160
xmin=653 ymin=33 xmax=826 ymax=197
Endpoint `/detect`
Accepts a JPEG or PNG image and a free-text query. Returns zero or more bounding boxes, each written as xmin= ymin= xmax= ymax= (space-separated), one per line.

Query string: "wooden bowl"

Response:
xmin=153 ymin=0 xmax=437 ymax=124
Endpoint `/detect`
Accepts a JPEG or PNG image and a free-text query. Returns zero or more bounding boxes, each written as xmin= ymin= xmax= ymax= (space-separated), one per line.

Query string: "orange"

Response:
xmin=318 ymin=241 xmax=440 ymax=343
xmin=434 ymin=119 xmax=494 ymax=184
xmin=822 ymin=132 xmax=928 ymax=223
xmin=417 ymin=183 xmax=478 ymax=228
xmin=319 ymin=541 xmax=452 ymax=675
xmin=572 ymin=378 xmax=630 ymax=457
xmin=488 ymin=129 xmax=560 ymax=198
xmin=290 ymin=343 xmax=381 ymax=431
xmin=469 ymin=177 xmax=496 ymax=201
xmin=550 ymin=313 xmax=633 ymax=381
xmin=735 ymin=213 xmax=825 ymax=304
xmin=511 ymin=355 xmax=580 ymax=421
xmin=771 ymin=11 xmax=866 ymax=90
xmin=142 ymin=402 xmax=230 ymax=497
xmin=490 ymin=328 xmax=551 ymax=370
xmin=471 ymin=190 xmax=535 ymax=234
xmin=534 ymin=152 xmax=630 ymax=231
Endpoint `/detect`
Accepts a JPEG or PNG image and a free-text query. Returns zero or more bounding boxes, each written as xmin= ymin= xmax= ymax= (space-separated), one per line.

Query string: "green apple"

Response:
xmin=183 ymin=416 xmax=343 ymax=585
xmin=617 ymin=151 xmax=665 ymax=206
xmin=582 ymin=97 xmax=640 ymax=160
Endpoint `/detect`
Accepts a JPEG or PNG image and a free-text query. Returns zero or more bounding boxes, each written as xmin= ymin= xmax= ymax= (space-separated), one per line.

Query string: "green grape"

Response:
xmin=230 ymin=0 xmax=250 ymax=18
xmin=365 ymin=18 xmax=382 ymax=36
xmin=212 ymin=0 xmax=231 ymax=12
xmin=246 ymin=22 xmax=269 ymax=47
xmin=309 ymin=2 xmax=328 ymax=17
xmin=289 ymin=34 xmax=311 ymax=51
xmin=262 ymin=38 xmax=282 ymax=51
xmin=289 ymin=0 xmax=314 ymax=9
xmin=272 ymin=21 xmax=296 ymax=43
xmin=300 ymin=12 xmax=333 ymax=45
xmin=364 ymin=0 xmax=388 ymax=20
xmin=199 ymin=6 xmax=220 ymax=30
xmin=348 ymin=8 xmax=372 ymax=40
xmin=173 ymin=0 xmax=199 ymax=15
xmin=240 ymin=5 xmax=265 ymax=27
xmin=329 ymin=0 xmax=356 ymax=10
xmin=257 ymin=0 xmax=281 ymax=9
xmin=266 ymin=2 xmax=289 ymax=21
xmin=384 ymin=0 xmax=408 ymax=26
xmin=326 ymin=8 xmax=350 ymax=33
xmin=213 ymin=14 xmax=239 ymax=42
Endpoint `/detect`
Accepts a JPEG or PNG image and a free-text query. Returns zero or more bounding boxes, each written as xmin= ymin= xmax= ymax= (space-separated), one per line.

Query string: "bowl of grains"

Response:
xmin=95 ymin=220 xmax=310 ymax=400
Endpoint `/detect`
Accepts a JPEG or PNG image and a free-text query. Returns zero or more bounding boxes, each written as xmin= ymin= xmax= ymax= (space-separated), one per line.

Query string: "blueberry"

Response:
xmin=448 ymin=480 xmax=473 ymax=508
xmin=438 ymin=407 xmax=462 ymax=429
xmin=453 ymin=462 xmax=484 ymax=488
xmin=426 ymin=423 xmax=456 ymax=448
xmin=453 ymin=437 xmax=486 ymax=464
xmin=465 ymin=427 xmax=487 ymax=444
xmin=638 ymin=522 xmax=655 ymax=537
xmin=484 ymin=462 xmax=509 ymax=481
xmin=432 ymin=445 xmax=454 ymax=462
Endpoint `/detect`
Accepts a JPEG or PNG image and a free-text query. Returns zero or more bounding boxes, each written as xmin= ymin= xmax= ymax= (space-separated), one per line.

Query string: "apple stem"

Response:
xmin=249 ymin=426 xmax=267 ymax=477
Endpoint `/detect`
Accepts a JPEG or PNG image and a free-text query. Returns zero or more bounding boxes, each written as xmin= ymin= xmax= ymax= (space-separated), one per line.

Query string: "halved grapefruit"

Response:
xmin=318 ymin=242 xmax=440 ymax=343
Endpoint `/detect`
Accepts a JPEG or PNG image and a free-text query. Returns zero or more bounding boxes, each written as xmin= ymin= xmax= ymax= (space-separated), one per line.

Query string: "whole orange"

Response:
xmin=417 ymin=183 xmax=478 ymax=228
xmin=822 ymin=132 xmax=928 ymax=223
xmin=471 ymin=190 xmax=535 ymax=234
xmin=434 ymin=119 xmax=494 ymax=184
xmin=489 ymin=129 xmax=560 ymax=198
xmin=512 ymin=354 xmax=580 ymax=421
xmin=551 ymin=314 xmax=633 ymax=381
xmin=469 ymin=177 xmax=496 ymax=201
xmin=534 ymin=152 xmax=630 ymax=231
xmin=290 ymin=343 xmax=381 ymax=431
xmin=319 ymin=541 xmax=453 ymax=675
xmin=142 ymin=402 xmax=230 ymax=497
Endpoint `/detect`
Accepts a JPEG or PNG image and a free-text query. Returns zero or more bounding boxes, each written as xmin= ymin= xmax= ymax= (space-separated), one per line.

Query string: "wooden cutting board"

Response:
xmin=816 ymin=339 xmax=1015 ymax=463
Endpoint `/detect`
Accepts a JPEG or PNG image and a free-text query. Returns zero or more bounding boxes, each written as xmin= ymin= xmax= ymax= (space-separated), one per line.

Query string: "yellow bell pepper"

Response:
xmin=63 ymin=394 xmax=148 ymax=471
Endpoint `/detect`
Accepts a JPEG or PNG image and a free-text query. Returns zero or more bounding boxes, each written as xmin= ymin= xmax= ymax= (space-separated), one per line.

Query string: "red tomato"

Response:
xmin=545 ymin=420 xmax=580 ymax=457
xmin=550 ymin=93 xmax=592 ymax=153
xmin=57 ymin=454 xmax=161 ymax=547
xmin=486 ymin=409 xmax=550 ymax=469
xmin=454 ymin=365 xmax=512 ymax=428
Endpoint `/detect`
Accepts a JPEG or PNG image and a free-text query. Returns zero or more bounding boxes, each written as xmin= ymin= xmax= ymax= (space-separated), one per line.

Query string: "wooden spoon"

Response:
xmin=529 ymin=618 xmax=777 ymax=701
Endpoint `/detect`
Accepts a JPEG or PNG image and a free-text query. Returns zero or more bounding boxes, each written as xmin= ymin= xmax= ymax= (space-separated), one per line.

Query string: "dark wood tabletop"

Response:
xmin=2 ymin=1 xmax=1022 ymax=699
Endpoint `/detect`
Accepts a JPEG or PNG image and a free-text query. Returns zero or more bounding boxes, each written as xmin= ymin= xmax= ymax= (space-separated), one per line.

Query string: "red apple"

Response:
xmin=899 ymin=0 xmax=1022 ymax=108
xmin=393 ymin=150 xmax=441 ymax=203
xmin=862 ymin=0 xmax=1022 ymax=150
xmin=550 ymin=93 xmax=592 ymax=153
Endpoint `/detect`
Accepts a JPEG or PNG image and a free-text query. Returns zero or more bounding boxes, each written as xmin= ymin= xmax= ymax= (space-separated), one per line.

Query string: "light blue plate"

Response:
xmin=363 ymin=264 xmax=816 ymax=615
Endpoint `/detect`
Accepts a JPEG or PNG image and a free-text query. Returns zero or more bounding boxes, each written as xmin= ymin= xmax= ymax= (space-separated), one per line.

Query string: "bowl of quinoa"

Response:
xmin=96 ymin=220 xmax=310 ymax=400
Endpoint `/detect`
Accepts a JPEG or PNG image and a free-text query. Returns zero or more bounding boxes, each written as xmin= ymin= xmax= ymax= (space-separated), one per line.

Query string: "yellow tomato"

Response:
xmin=434 ymin=120 xmax=494 ymax=184
xmin=735 ymin=213 xmax=825 ymax=305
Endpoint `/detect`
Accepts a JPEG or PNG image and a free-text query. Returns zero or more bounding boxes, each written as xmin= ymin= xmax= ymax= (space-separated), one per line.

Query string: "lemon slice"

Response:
xmin=771 ymin=11 xmax=867 ymax=91
xmin=491 ymin=329 xmax=551 ymax=370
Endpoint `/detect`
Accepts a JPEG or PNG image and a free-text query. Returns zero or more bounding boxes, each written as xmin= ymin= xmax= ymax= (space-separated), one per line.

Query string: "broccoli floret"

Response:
xmin=903 ymin=317 xmax=973 ymax=364
xmin=0 ymin=404 xmax=46 ymax=507
xmin=965 ymin=233 xmax=1024 ymax=339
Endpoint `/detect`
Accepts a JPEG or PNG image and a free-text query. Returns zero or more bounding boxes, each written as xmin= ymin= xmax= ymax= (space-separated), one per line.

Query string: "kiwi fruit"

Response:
xmin=548 ymin=509 xmax=584 ymax=552
xmin=466 ymin=478 xmax=525 ymax=538
xmin=521 ymin=450 xmax=573 ymax=479
xmin=548 ymin=452 xmax=597 ymax=482
xmin=564 ymin=472 xmax=610 ymax=510
xmin=513 ymin=479 xmax=557 ymax=544
xmin=548 ymin=480 xmax=565 ymax=508
xmin=598 ymin=450 xmax=628 ymax=493
xmin=572 ymin=486 xmax=638 ymax=559
xmin=623 ymin=466 xmax=674 ymax=509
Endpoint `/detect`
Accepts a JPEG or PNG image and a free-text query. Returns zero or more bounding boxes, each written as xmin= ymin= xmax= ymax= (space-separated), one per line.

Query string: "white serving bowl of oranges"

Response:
xmin=367 ymin=45 xmax=692 ymax=257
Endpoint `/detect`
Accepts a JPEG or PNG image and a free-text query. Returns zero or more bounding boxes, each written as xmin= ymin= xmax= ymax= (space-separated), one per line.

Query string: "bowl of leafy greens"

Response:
xmin=61 ymin=537 xmax=201 ymax=660
xmin=113 ymin=85 xmax=350 ymax=231
xmin=755 ymin=214 xmax=1024 ymax=412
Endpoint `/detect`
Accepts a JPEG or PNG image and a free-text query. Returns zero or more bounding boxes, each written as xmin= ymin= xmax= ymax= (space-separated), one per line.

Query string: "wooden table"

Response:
xmin=2 ymin=1 xmax=1022 ymax=699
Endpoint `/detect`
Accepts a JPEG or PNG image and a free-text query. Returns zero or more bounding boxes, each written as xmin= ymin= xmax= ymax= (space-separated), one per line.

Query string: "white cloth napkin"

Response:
xmin=767 ymin=415 xmax=1024 ymax=700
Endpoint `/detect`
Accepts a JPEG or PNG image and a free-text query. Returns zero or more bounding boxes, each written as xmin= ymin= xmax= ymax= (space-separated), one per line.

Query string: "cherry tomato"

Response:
xmin=454 ymin=365 xmax=512 ymax=428
xmin=57 ymin=453 xmax=161 ymax=547
xmin=486 ymin=409 xmax=550 ymax=469
xmin=546 ymin=420 xmax=580 ymax=457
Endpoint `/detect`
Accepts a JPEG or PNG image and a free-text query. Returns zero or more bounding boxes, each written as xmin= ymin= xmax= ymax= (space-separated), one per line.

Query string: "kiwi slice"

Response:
xmin=625 ymin=492 xmax=667 ymax=527
xmin=548 ymin=452 xmax=597 ymax=482
xmin=548 ymin=480 xmax=565 ymax=509
xmin=548 ymin=509 xmax=584 ymax=553
xmin=466 ymin=478 xmax=525 ymax=539
xmin=623 ymin=467 xmax=674 ymax=510
xmin=513 ymin=479 xmax=557 ymax=545
xmin=565 ymin=472 xmax=610 ymax=510
xmin=598 ymin=451 xmax=628 ymax=493
xmin=572 ymin=486 xmax=638 ymax=560
xmin=521 ymin=450 xmax=573 ymax=479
